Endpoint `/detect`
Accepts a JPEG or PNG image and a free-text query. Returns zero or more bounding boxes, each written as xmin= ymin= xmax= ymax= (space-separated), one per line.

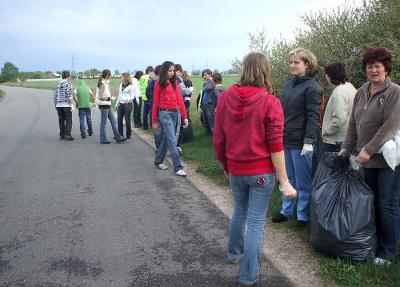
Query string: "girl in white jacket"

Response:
xmin=115 ymin=73 xmax=141 ymax=139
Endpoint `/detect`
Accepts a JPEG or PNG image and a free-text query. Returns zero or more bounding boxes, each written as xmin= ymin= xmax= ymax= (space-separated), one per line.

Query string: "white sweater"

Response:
xmin=322 ymin=82 xmax=357 ymax=144
xmin=116 ymin=79 xmax=141 ymax=105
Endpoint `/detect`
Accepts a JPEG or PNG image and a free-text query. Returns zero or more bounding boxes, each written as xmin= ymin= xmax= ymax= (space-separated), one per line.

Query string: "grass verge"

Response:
xmin=0 ymin=89 xmax=4 ymax=101
xmin=179 ymin=107 xmax=400 ymax=287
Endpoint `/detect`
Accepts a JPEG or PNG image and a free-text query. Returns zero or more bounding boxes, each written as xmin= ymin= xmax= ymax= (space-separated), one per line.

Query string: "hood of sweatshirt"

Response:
xmin=78 ymin=80 xmax=87 ymax=87
xmin=224 ymin=84 xmax=269 ymax=121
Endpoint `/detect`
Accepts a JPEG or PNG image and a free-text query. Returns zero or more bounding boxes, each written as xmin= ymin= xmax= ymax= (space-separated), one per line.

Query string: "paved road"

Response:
xmin=0 ymin=86 xmax=293 ymax=287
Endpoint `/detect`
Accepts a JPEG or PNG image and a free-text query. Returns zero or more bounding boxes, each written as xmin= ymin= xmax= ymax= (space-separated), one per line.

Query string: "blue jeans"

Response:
xmin=117 ymin=102 xmax=132 ymax=138
xmin=201 ymin=103 xmax=213 ymax=136
xmin=142 ymin=101 xmax=152 ymax=130
xmin=99 ymin=107 xmax=121 ymax=143
xmin=154 ymin=110 xmax=183 ymax=172
xmin=228 ymin=173 xmax=275 ymax=286
xmin=280 ymin=148 xmax=313 ymax=221
xmin=78 ymin=108 xmax=92 ymax=135
xmin=363 ymin=166 xmax=400 ymax=261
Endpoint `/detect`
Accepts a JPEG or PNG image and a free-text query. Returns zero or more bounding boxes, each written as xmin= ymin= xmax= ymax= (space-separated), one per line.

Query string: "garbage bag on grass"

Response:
xmin=312 ymin=152 xmax=338 ymax=188
xmin=310 ymin=155 xmax=377 ymax=261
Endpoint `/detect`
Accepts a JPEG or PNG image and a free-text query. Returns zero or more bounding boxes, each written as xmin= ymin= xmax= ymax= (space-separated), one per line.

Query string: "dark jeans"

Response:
xmin=363 ymin=166 xmax=400 ymax=260
xmin=201 ymin=103 xmax=213 ymax=136
xmin=142 ymin=101 xmax=152 ymax=130
xmin=133 ymin=98 xmax=142 ymax=126
xmin=311 ymin=130 xmax=321 ymax=177
xmin=177 ymin=101 xmax=191 ymax=146
xmin=117 ymin=102 xmax=132 ymax=138
xmin=57 ymin=107 xmax=72 ymax=137
xmin=184 ymin=101 xmax=191 ymax=120
xmin=78 ymin=108 xmax=92 ymax=136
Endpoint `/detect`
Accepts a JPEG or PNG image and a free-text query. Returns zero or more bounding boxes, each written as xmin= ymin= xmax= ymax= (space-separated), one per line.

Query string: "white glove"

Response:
xmin=183 ymin=119 xmax=189 ymax=128
xmin=188 ymin=87 xmax=194 ymax=93
xmin=300 ymin=144 xmax=313 ymax=156
xmin=279 ymin=181 xmax=297 ymax=198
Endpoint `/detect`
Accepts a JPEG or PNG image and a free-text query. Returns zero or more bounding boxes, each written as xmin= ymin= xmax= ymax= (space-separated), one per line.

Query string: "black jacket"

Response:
xmin=282 ymin=75 xmax=322 ymax=149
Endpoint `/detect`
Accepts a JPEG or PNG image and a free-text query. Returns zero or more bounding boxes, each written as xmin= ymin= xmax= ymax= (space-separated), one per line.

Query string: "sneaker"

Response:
xmin=81 ymin=133 xmax=86 ymax=139
xmin=374 ymin=257 xmax=392 ymax=266
xmin=88 ymin=131 xmax=93 ymax=136
xmin=154 ymin=163 xmax=168 ymax=170
xmin=59 ymin=135 xmax=65 ymax=140
xmin=126 ymin=135 xmax=131 ymax=139
xmin=116 ymin=137 xmax=127 ymax=143
xmin=177 ymin=146 xmax=183 ymax=155
xmin=271 ymin=213 xmax=288 ymax=223
xmin=175 ymin=169 xmax=187 ymax=177
xmin=65 ymin=135 xmax=74 ymax=141
xmin=101 ymin=141 xmax=111 ymax=144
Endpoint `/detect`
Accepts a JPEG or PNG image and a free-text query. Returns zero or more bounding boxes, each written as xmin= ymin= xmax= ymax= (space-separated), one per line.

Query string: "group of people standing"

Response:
xmin=53 ymin=46 xmax=400 ymax=286
xmin=53 ymin=63 xmax=194 ymax=176
xmin=213 ymin=47 xmax=400 ymax=286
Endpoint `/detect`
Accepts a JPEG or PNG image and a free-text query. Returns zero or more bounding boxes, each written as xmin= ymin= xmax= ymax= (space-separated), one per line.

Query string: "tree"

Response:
xmin=236 ymin=0 xmax=400 ymax=97
xmin=0 ymin=62 xmax=19 ymax=82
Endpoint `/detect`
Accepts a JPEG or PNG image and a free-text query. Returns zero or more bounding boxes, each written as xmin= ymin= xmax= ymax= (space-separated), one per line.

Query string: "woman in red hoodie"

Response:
xmin=152 ymin=61 xmax=189 ymax=176
xmin=213 ymin=52 xmax=297 ymax=286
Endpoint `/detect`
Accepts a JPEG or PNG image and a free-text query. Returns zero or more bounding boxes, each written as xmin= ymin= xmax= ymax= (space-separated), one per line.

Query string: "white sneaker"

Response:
xmin=177 ymin=146 xmax=183 ymax=155
xmin=175 ymin=169 xmax=187 ymax=177
xmin=154 ymin=163 xmax=168 ymax=170
xmin=374 ymin=257 xmax=392 ymax=266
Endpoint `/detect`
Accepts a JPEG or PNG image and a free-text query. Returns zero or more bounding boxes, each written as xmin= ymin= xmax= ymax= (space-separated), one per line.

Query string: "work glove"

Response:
xmin=279 ymin=181 xmax=297 ymax=198
xmin=183 ymin=119 xmax=189 ymax=128
xmin=300 ymin=144 xmax=313 ymax=156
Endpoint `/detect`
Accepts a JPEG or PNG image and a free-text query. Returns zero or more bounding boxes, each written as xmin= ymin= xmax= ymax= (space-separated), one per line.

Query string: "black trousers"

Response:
xmin=57 ymin=107 xmax=72 ymax=137
xmin=133 ymin=98 xmax=142 ymax=126
xmin=117 ymin=102 xmax=133 ymax=137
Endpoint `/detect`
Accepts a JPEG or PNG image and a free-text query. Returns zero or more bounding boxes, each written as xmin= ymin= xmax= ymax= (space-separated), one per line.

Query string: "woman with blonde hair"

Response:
xmin=116 ymin=72 xmax=141 ymax=139
xmin=213 ymin=52 xmax=297 ymax=286
xmin=272 ymin=48 xmax=322 ymax=227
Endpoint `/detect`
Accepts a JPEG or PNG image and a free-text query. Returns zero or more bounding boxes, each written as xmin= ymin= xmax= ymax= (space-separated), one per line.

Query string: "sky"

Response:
xmin=0 ymin=0 xmax=363 ymax=73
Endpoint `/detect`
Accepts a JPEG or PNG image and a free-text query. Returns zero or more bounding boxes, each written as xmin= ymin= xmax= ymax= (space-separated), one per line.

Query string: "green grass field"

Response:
xmin=0 ymin=89 xmax=4 ymax=101
xmin=3 ymin=75 xmax=400 ymax=286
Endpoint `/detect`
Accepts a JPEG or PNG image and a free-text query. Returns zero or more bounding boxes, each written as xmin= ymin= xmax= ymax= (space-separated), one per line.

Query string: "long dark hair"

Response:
xmin=134 ymin=71 xmax=143 ymax=80
xmin=159 ymin=61 xmax=176 ymax=89
xmin=325 ymin=63 xmax=348 ymax=85
xmin=97 ymin=69 xmax=111 ymax=87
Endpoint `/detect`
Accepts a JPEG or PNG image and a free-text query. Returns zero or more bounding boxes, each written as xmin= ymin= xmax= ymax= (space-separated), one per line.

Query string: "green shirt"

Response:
xmin=76 ymin=81 xmax=92 ymax=108
xmin=139 ymin=74 xmax=150 ymax=101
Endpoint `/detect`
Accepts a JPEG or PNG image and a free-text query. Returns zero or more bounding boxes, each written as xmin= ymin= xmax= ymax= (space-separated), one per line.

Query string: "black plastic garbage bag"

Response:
xmin=313 ymin=152 xmax=338 ymax=188
xmin=310 ymin=155 xmax=376 ymax=261
xmin=181 ymin=120 xmax=194 ymax=143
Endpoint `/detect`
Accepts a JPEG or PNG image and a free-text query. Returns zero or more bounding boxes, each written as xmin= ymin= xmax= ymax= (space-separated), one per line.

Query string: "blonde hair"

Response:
xmin=289 ymin=48 xmax=319 ymax=76
xmin=121 ymin=72 xmax=132 ymax=85
xmin=238 ymin=52 xmax=272 ymax=92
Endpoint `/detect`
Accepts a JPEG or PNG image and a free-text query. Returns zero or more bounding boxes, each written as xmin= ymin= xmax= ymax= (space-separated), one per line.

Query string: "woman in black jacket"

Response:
xmin=272 ymin=48 xmax=322 ymax=227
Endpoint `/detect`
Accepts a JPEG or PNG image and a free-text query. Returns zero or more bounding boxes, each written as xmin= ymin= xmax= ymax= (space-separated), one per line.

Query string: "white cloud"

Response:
xmin=0 ymin=0 xmax=365 ymax=72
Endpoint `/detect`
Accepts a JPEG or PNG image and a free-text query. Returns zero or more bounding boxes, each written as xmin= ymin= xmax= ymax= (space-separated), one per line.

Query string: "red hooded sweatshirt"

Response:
xmin=213 ymin=84 xmax=284 ymax=175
